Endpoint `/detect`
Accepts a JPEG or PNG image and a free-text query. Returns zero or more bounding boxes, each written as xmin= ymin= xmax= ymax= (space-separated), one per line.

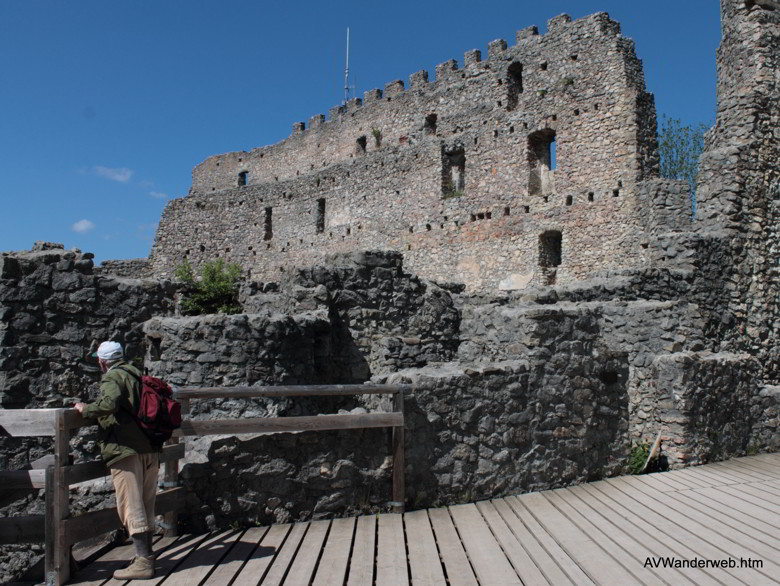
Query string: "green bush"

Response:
xmin=371 ymin=127 xmax=382 ymax=147
xmin=174 ymin=259 xmax=243 ymax=315
xmin=627 ymin=442 xmax=650 ymax=475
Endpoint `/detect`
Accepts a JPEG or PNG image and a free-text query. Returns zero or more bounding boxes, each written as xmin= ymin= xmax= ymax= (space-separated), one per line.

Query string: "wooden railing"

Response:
xmin=0 ymin=383 xmax=409 ymax=585
xmin=0 ymin=408 xmax=184 ymax=585
xmin=172 ymin=384 xmax=409 ymax=512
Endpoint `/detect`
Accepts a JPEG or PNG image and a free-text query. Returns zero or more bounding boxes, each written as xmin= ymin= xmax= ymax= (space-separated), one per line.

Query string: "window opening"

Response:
xmin=441 ymin=146 xmax=466 ymax=197
xmin=356 ymin=136 xmax=367 ymax=154
xmin=528 ymin=129 xmax=557 ymax=196
xmin=507 ymin=62 xmax=523 ymax=110
xmin=264 ymin=207 xmax=273 ymax=241
xmin=539 ymin=231 xmax=562 ymax=267
xmin=539 ymin=230 xmax=562 ymax=285
xmin=424 ymin=113 xmax=438 ymax=135
xmin=238 ymin=171 xmax=248 ymax=186
xmin=316 ymin=199 xmax=326 ymax=233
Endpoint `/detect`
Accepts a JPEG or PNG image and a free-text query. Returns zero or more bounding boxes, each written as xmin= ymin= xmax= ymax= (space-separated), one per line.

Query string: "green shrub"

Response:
xmin=371 ymin=127 xmax=382 ymax=147
xmin=174 ymin=259 xmax=243 ymax=315
xmin=627 ymin=442 xmax=650 ymax=475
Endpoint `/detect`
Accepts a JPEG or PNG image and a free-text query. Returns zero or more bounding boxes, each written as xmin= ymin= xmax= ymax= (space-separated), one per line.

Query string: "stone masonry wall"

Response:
xmin=379 ymin=342 xmax=629 ymax=508
xmin=692 ymin=0 xmax=779 ymax=381
xmin=95 ymin=258 xmax=151 ymax=279
xmin=132 ymin=250 xmax=630 ymax=531
xmin=0 ymin=245 xmax=175 ymax=408
xmin=653 ymin=352 xmax=761 ymax=465
xmin=150 ymin=12 xmax=686 ymax=293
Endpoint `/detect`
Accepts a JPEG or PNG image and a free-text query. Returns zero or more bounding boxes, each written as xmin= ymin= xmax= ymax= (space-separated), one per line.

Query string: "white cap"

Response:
xmin=93 ymin=341 xmax=124 ymax=360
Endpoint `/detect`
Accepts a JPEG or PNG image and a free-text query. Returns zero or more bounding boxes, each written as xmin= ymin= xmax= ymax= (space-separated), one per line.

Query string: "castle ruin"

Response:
xmin=150 ymin=11 xmax=679 ymax=293
xmin=0 ymin=1 xmax=778 ymax=581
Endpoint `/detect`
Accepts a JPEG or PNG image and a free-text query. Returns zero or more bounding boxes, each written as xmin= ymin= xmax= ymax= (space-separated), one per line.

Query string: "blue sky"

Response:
xmin=0 ymin=1 xmax=720 ymax=264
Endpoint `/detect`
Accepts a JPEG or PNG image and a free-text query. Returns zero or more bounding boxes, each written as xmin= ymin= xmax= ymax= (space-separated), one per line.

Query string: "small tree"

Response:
xmin=174 ymin=259 xmax=243 ymax=315
xmin=658 ymin=115 xmax=710 ymax=216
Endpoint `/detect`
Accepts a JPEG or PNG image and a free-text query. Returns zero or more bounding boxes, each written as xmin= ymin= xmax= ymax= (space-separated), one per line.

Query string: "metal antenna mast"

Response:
xmin=344 ymin=28 xmax=350 ymax=104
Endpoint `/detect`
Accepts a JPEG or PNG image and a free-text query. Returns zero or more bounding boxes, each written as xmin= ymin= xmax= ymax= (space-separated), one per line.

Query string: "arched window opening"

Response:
xmin=238 ymin=171 xmax=249 ymax=186
xmin=528 ymin=130 xmax=556 ymax=196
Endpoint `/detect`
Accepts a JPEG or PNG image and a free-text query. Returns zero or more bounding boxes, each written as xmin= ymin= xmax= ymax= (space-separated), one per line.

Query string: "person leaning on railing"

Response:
xmin=74 ymin=341 xmax=161 ymax=580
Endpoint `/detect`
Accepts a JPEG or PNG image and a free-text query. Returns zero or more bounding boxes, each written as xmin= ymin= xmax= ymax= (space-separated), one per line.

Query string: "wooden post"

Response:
xmin=161 ymin=437 xmax=180 ymax=537
xmin=161 ymin=397 xmax=189 ymax=537
xmin=44 ymin=465 xmax=55 ymax=585
xmin=49 ymin=410 xmax=71 ymax=586
xmin=391 ymin=390 xmax=405 ymax=513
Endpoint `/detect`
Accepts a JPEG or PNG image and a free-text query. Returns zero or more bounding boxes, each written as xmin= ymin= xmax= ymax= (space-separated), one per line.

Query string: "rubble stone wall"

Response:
xmin=150 ymin=11 xmax=688 ymax=293
xmin=141 ymin=270 xmax=630 ymax=529
xmin=95 ymin=258 xmax=151 ymax=279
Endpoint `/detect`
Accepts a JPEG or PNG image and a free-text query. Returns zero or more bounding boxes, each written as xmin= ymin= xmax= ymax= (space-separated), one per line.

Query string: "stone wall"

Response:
xmin=382 ymin=348 xmax=629 ymax=508
xmin=0 ymin=246 xmax=175 ymax=408
xmin=693 ymin=0 xmax=779 ymax=381
xmin=139 ymin=254 xmax=631 ymax=528
xmin=653 ymin=352 xmax=762 ymax=465
xmin=95 ymin=258 xmax=151 ymax=279
xmin=149 ymin=11 xmax=689 ymax=293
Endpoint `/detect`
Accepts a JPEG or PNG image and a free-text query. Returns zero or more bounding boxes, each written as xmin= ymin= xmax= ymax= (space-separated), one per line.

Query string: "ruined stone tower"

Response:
xmin=689 ymin=0 xmax=779 ymax=380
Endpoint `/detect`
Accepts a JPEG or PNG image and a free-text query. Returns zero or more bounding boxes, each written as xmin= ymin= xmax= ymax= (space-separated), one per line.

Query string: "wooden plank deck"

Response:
xmin=68 ymin=454 xmax=780 ymax=585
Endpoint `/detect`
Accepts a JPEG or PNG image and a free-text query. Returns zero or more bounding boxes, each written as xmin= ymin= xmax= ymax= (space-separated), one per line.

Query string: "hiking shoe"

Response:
xmin=113 ymin=556 xmax=154 ymax=580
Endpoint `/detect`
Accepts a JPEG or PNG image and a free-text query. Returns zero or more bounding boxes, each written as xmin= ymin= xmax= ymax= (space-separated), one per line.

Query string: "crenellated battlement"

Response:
xmin=190 ymin=11 xmax=637 ymax=195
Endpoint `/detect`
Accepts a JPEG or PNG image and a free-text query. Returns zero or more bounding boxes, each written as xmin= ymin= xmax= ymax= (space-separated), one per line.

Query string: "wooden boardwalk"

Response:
xmin=69 ymin=453 xmax=780 ymax=586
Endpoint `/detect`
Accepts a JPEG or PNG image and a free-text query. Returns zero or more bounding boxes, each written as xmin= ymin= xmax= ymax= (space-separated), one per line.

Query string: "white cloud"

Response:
xmin=72 ymin=219 xmax=95 ymax=233
xmin=149 ymin=191 xmax=167 ymax=199
xmin=93 ymin=166 xmax=133 ymax=182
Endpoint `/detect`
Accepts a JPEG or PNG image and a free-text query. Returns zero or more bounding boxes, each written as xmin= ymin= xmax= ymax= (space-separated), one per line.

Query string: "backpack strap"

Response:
xmin=114 ymin=365 xmax=142 ymax=413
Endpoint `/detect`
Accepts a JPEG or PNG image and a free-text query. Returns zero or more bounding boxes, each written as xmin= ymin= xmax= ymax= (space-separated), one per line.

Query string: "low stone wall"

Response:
xmin=379 ymin=356 xmax=629 ymax=508
xmin=277 ymin=251 xmax=462 ymax=375
xmin=653 ymin=352 xmax=763 ymax=465
xmin=753 ymin=385 xmax=780 ymax=452
xmin=178 ymin=428 xmax=391 ymax=533
xmin=143 ymin=312 xmax=339 ymax=388
xmin=95 ymin=258 xmax=151 ymax=279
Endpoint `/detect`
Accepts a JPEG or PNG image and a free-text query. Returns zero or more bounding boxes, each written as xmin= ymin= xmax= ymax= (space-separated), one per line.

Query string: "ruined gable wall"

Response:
xmin=152 ymin=12 xmax=673 ymax=293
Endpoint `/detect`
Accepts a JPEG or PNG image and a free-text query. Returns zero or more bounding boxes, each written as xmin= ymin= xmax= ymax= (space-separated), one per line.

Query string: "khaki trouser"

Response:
xmin=110 ymin=453 xmax=159 ymax=536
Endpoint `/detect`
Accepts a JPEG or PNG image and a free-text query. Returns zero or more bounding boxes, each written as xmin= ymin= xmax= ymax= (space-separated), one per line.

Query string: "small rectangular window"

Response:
xmin=264 ymin=207 xmax=273 ymax=240
xmin=317 ymin=199 xmax=326 ymax=233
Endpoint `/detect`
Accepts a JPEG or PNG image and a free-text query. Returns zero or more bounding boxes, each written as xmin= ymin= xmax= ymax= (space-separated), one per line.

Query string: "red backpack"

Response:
xmin=120 ymin=367 xmax=182 ymax=445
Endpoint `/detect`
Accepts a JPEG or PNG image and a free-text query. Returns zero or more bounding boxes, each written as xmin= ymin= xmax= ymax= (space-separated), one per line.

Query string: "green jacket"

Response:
xmin=82 ymin=361 xmax=158 ymax=466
